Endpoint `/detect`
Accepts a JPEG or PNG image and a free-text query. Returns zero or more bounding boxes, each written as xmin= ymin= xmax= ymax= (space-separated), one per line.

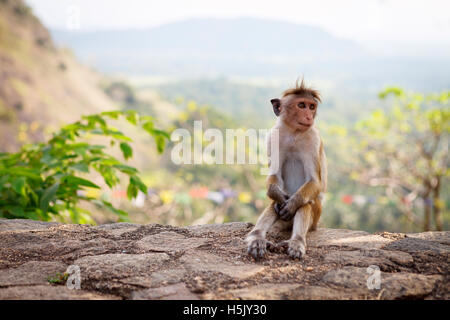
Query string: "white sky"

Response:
xmin=26 ymin=0 xmax=450 ymax=55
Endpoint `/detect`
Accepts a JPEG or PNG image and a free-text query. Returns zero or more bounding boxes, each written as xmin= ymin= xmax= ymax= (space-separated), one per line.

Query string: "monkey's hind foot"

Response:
xmin=273 ymin=240 xmax=306 ymax=259
xmin=247 ymin=238 xmax=276 ymax=260
xmin=287 ymin=239 xmax=306 ymax=260
xmin=266 ymin=240 xmax=278 ymax=253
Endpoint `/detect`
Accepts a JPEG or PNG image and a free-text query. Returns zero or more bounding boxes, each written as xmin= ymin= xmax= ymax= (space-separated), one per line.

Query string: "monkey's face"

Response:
xmin=271 ymin=95 xmax=318 ymax=132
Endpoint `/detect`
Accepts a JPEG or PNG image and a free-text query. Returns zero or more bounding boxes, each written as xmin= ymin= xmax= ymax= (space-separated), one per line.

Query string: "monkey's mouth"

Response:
xmin=297 ymin=122 xmax=312 ymax=127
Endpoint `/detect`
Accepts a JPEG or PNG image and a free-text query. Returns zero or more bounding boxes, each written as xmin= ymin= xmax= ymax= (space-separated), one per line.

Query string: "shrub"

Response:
xmin=0 ymin=110 xmax=169 ymax=223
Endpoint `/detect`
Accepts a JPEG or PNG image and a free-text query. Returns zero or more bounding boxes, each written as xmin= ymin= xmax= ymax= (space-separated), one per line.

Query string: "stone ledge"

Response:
xmin=0 ymin=219 xmax=448 ymax=300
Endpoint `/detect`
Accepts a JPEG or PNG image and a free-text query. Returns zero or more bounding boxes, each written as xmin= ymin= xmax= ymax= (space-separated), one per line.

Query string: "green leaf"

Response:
xmin=12 ymin=177 xmax=26 ymax=195
xmin=103 ymin=129 xmax=133 ymax=142
xmin=154 ymin=135 xmax=166 ymax=154
xmin=127 ymin=182 xmax=138 ymax=199
xmin=25 ymin=210 xmax=40 ymax=220
xmin=101 ymin=111 xmax=120 ymax=119
xmin=142 ymin=121 xmax=154 ymax=133
xmin=6 ymin=167 xmax=41 ymax=180
xmin=100 ymin=200 xmax=129 ymax=222
xmin=125 ymin=111 xmax=138 ymax=125
xmin=40 ymin=182 xmax=60 ymax=213
xmin=0 ymin=174 xmax=9 ymax=191
xmin=97 ymin=166 xmax=119 ymax=188
xmin=152 ymin=129 xmax=170 ymax=139
xmin=142 ymin=124 xmax=169 ymax=153
xmin=71 ymin=143 xmax=89 ymax=156
xmin=87 ymin=145 xmax=106 ymax=151
xmin=82 ymin=114 xmax=107 ymax=128
xmin=98 ymin=158 xmax=121 ymax=166
xmin=119 ymin=142 xmax=133 ymax=160
xmin=130 ymin=175 xmax=147 ymax=194
xmin=90 ymin=128 xmax=104 ymax=135
xmin=70 ymin=163 xmax=89 ymax=173
xmin=68 ymin=207 xmax=80 ymax=224
xmin=5 ymin=206 xmax=26 ymax=218
xmin=112 ymin=164 xmax=138 ymax=175
xmin=64 ymin=176 xmax=100 ymax=189
xmin=378 ymin=87 xmax=405 ymax=99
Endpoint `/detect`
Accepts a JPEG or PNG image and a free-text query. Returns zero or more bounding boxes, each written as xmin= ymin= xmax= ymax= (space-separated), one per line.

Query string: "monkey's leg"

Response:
xmin=310 ymin=197 xmax=322 ymax=231
xmin=286 ymin=203 xmax=313 ymax=259
xmin=246 ymin=203 xmax=278 ymax=259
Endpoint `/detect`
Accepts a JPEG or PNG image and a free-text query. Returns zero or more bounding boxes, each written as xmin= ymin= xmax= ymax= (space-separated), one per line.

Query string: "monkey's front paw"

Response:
xmin=247 ymin=238 xmax=268 ymax=260
xmin=287 ymin=240 xmax=306 ymax=259
xmin=266 ymin=240 xmax=278 ymax=252
xmin=278 ymin=199 xmax=297 ymax=221
xmin=274 ymin=202 xmax=284 ymax=215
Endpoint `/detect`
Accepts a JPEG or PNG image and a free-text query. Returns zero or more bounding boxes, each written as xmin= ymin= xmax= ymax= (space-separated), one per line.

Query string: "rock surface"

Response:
xmin=0 ymin=219 xmax=448 ymax=300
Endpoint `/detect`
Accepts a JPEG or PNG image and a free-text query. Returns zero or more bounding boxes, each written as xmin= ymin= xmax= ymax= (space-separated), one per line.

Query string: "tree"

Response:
xmin=351 ymin=87 xmax=449 ymax=231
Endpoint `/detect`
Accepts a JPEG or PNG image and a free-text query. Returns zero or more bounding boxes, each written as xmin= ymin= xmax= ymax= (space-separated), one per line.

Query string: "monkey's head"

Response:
xmin=271 ymin=79 xmax=321 ymax=132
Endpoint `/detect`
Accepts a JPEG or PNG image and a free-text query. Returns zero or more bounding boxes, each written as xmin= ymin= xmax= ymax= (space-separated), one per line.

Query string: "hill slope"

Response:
xmin=0 ymin=0 xmax=115 ymax=151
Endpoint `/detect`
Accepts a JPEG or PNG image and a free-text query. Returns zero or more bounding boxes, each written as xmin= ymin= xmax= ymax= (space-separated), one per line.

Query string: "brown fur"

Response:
xmin=282 ymin=78 xmax=322 ymax=103
xmin=310 ymin=198 xmax=322 ymax=231
xmin=266 ymin=174 xmax=288 ymax=203
xmin=295 ymin=180 xmax=322 ymax=205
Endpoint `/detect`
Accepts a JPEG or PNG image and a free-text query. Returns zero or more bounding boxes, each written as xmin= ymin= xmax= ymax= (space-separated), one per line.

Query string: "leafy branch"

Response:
xmin=351 ymin=87 xmax=449 ymax=231
xmin=0 ymin=110 xmax=170 ymax=223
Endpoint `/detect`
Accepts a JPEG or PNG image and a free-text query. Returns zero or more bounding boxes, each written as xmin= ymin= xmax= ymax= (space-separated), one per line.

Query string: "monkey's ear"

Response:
xmin=271 ymin=99 xmax=282 ymax=116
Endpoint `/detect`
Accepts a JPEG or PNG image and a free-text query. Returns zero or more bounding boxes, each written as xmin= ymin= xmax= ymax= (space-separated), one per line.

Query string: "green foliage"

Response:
xmin=0 ymin=110 xmax=169 ymax=223
xmin=352 ymin=87 xmax=449 ymax=231
xmin=378 ymin=87 xmax=405 ymax=99
xmin=47 ymin=272 xmax=69 ymax=285
xmin=154 ymin=78 xmax=277 ymax=128
xmin=314 ymin=86 xmax=450 ymax=233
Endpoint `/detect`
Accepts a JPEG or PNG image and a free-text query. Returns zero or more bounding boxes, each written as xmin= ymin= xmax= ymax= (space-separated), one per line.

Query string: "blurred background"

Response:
xmin=0 ymin=0 xmax=448 ymax=232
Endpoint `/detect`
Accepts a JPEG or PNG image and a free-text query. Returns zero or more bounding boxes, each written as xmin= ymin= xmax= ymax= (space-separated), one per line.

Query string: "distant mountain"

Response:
xmin=51 ymin=18 xmax=367 ymax=76
xmin=50 ymin=18 xmax=450 ymax=92
xmin=52 ymin=18 xmax=364 ymax=55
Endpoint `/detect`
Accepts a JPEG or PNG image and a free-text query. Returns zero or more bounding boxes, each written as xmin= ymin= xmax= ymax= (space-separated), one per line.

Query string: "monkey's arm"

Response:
xmin=266 ymin=174 xmax=289 ymax=203
xmin=278 ymin=179 xmax=321 ymax=221
xmin=265 ymin=128 xmax=289 ymax=204
xmin=291 ymin=180 xmax=321 ymax=206
xmin=319 ymin=141 xmax=327 ymax=194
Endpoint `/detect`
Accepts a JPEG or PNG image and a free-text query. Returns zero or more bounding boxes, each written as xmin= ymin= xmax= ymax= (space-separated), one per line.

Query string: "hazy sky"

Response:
xmin=26 ymin=0 xmax=450 ymax=56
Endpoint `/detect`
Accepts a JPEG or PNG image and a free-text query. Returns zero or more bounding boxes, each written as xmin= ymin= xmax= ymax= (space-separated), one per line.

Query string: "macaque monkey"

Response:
xmin=246 ymin=79 xmax=327 ymax=260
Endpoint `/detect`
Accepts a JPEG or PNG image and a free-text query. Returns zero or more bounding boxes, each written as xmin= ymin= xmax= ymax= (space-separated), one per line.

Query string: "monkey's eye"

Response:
xmin=297 ymin=102 xmax=305 ymax=108
xmin=309 ymin=104 xmax=316 ymax=110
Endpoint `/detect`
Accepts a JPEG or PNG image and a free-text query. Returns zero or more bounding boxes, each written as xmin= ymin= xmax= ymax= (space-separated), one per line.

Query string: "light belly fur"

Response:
xmin=281 ymin=157 xmax=306 ymax=196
